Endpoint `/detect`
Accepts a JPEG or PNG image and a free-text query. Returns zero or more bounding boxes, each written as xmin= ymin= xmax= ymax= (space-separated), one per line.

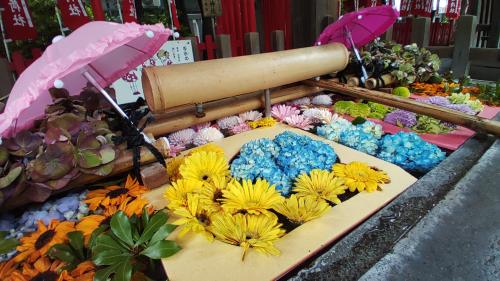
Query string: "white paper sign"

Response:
xmin=113 ymin=40 xmax=194 ymax=104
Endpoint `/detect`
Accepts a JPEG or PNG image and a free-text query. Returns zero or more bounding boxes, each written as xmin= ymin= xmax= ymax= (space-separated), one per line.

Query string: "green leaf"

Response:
xmin=141 ymin=208 xmax=150 ymax=228
xmin=94 ymin=263 xmax=120 ymax=281
xmin=67 ymin=231 xmax=85 ymax=260
xmin=77 ymin=150 xmax=102 ymax=169
xmin=89 ymin=225 xmax=108 ymax=250
xmin=48 ymin=244 xmax=75 ymax=263
xmin=149 ymin=224 xmax=177 ymax=246
xmin=112 ymin=260 xmax=133 ymax=281
xmin=93 ymin=249 xmax=131 ymax=266
xmin=0 ymin=237 xmax=20 ymax=255
xmin=0 ymin=231 xmax=7 ymax=240
xmin=110 ymin=211 xmax=134 ymax=247
xmin=135 ymin=211 xmax=167 ymax=246
xmin=140 ymin=240 xmax=181 ymax=260
xmin=93 ymin=234 xmax=129 ymax=253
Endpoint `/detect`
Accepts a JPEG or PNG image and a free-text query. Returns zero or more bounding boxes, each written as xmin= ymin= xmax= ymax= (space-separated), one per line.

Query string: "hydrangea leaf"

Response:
xmin=4 ymin=131 xmax=43 ymax=157
xmin=0 ymin=166 xmax=23 ymax=189
xmin=99 ymin=145 xmax=116 ymax=165
xmin=30 ymin=142 xmax=75 ymax=181
xmin=77 ymin=150 xmax=102 ymax=169
xmin=0 ymin=147 xmax=8 ymax=166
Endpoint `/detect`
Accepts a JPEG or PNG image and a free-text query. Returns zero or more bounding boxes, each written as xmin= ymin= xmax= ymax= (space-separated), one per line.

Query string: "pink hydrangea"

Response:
xmin=271 ymin=104 xmax=300 ymax=121
xmin=168 ymin=128 xmax=195 ymax=146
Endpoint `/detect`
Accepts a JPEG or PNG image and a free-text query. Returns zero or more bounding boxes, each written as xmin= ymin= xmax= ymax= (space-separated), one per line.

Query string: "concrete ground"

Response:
xmin=286 ymin=122 xmax=500 ymax=280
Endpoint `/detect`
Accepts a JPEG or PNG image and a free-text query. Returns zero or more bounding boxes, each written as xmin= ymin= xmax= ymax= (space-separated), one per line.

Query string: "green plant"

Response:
xmin=49 ymin=230 xmax=96 ymax=271
xmin=91 ymin=210 xmax=180 ymax=281
xmin=0 ymin=231 xmax=20 ymax=254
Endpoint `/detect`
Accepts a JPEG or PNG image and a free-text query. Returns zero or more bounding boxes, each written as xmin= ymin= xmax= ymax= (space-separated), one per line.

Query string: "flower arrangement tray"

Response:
xmin=144 ymin=124 xmax=417 ymax=281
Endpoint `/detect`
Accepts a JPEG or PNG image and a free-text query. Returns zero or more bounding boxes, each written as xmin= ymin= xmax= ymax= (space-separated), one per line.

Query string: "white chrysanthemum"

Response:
xmin=284 ymin=115 xmax=313 ymax=130
xmin=271 ymin=104 xmax=300 ymax=121
xmin=239 ymin=110 xmax=263 ymax=122
xmin=302 ymin=108 xmax=333 ymax=124
xmin=192 ymin=127 xmax=224 ymax=146
xmin=216 ymin=116 xmax=242 ymax=130
xmin=312 ymin=94 xmax=333 ymax=106
xmin=192 ymin=122 xmax=212 ymax=132
xmin=289 ymin=97 xmax=311 ymax=106
xmin=168 ymin=128 xmax=196 ymax=146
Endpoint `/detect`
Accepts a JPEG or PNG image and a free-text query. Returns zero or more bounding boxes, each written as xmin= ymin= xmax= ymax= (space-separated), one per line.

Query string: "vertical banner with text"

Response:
xmin=0 ymin=0 xmax=37 ymax=40
xmin=57 ymin=0 xmax=90 ymax=30
xmin=121 ymin=0 xmax=137 ymax=23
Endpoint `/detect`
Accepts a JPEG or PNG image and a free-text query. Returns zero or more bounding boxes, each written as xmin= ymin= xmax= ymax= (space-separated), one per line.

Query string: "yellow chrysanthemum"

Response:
xmin=333 ymin=162 xmax=391 ymax=192
xmin=179 ymin=151 xmax=230 ymax=184
xmin=198 ymin=176 xmax=230 ymax=213
xmin=222 ymin=179 xmax=283 ymax=216
xmin=188 ymin=143 xmax=225 ymax=156
xmin=248 ymin=117 xmax=276 ymax=129
xmin=210 ymin=213 xmax=285 ymax=260
xmin=15 ymin=220 xmax=75 ymax=263
xmin=85 ymin=175 xmax=148 ymax=211
xmin=172 ymin=193 xmax=214 ymax=241
xmin=293 ymin=169 xmax=347 ymax=204
xmin=164 ymin=179 xmax=203 ymax=210
xmin=273 ymin=195 xmax=331 ymax=224
xmin=166 ymin=156 xmax=185 ymax=182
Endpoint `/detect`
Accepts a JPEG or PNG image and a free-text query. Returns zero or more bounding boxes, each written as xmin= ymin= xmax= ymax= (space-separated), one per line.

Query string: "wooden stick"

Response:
xmin=305 ymin=79 xmax=500 ymax=137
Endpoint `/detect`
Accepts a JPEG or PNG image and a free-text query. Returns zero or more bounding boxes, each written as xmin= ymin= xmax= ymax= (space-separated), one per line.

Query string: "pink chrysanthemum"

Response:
xmin=169 ymin=143 xmax=186 ymax=157
xmin=284 ymin=114 xmax=314 ymax=130
xmin=271 ymin=104 xmax=300 ymax=121
xmin=192 ymin=122 xmax=212 ymax=132
xmin=312 ymin=94 xmax=333 ymax=106
xmin=192 ymin=127 xmax=224 ymax=146
xmin=302 ymin=108 xmax=333 ymax=124
xmin=216 ymin=116 xmax=243 ymax=130
xmin=238 ymin=110 xmax=263 ymax=122
xmin=168 ymin=128 xmax=196 ymax=146
xmin=230 ymin=122 xmax=252 ymax=135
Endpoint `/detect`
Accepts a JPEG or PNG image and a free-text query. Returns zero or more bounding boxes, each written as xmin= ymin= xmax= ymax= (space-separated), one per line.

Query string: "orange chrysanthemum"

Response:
xmin=67 ymin=261 xmax=95 ymax=281
xmin=85 ymin=175 xmax=148 ymax=211
xmin=15 ymin=220 xmax=74 ymax=263
xmin=10 ymin=256 xmax=67 ymax=281
xmin=0 ymin=259 xmax=18 ymax=280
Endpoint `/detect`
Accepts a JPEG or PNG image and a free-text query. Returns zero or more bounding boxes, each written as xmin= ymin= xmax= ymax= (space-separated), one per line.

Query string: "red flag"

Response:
xmin=364 ymin=0 xmax=382 ymax=7
xmin=400 ymin=0 xmax=413 ymax=16
xmin=446 ymin=0 xmax=461 ymax=19
xmin=121 ymin=0 xmax=137 ymax=23
xmin=413 ymin=0 xmax=432 ymax=17
xmin=170 ymin=0 xmax=181 ymax=30
xmin=57 ymin=0 xmax=90 ymax=30
xmin=0 ymin=0 xmax=37 ymax=40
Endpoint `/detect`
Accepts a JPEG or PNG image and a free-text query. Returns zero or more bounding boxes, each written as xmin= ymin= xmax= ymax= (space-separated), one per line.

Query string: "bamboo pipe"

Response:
xmin=305 ymin=79 xmax=500 ymax=137
xmin=347 ymin=77 xmax=360 ymax=87
xmin=365 ymin=74 xmax=395 ymax=90
xmin=144 ymin=84 xmax=323 ymax=136
xmin=142 ymin=43 xmax=349 ymax=113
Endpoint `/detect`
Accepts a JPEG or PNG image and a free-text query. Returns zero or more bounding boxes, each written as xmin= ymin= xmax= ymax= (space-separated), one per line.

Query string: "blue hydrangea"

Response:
xmin=230 ymin=131 xmax=337 ymax=196
xmin=377 ymin=132 xmax=446 ymax=172
xmin=317 ymin=117 xmax=353 ymax=142
xmin=339 ymin=127 xmax=380 ymax=155
xmin=358 ymin=121 xmax=383 ymax=139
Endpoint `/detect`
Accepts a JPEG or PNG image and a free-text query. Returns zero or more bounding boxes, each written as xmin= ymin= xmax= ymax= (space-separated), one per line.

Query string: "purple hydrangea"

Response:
xmin=384 ymin=110 xmax=418 ymax=128
xmin=446 ymin=104 xmax=475 ymax=115
xmin=422 ymin=96 xmax=451 ymax=107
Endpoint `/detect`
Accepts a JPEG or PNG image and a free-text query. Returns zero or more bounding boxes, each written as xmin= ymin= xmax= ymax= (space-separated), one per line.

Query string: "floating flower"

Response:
xmin=312 ymin=94 xmax=333 ymax=106
xmin=222 ymin=179 xmax=283 ymax=216
xmin=239 ymin=110 xmax=263 ymax=122
xmin=293 ymin=169 xmax=346 ymax=204
xmin=230 ymin=122 xmax=252 ymax=135
xmin=168 ymin=143 xmax=186 ymax=157
xmin=216 ymin=116 xmax=243 ymax=130
xmin=198 ymin=176 xmax=230 ymax=213
xmin=273 ymin=194 xmax=331 ymax=224
xmin=446 ymin=103 xmax=475 ymax=115
xmin=358 ymin=121 xmax=383 ymax=139
xmin=283 ymin=115 xmax=314 ymax=130
xmin=271 ymin=105 xmax=300 ymax=121
xmin=180 ymin=151 xmax=229 ymax=184
xmin=210 ymin=213 xmax=285 ymax=260
xmin=289 ymin=97 xmax=311 ymax=106
xmin=377 ymin=132 xmax=446 ymax=172
xmin=0 ymin=259 xmax=17 ymax=280
xmin=333 ymin=162 xmax=390 ymax=192
xmin=448 ymin=93 xmax=483 ymax=112
xmin=172 ymin=193 xmax=214 ymax=241
xmin=248 ymin=117 xmax=277 ymax=129
xmin=419 ymin=96 xmax=451 ymax=107
xmin=316 ymin=116 xmax=354 ymax=142
xmin=10 ymin=257 xmax=68 ymax=281
xmin=75 ymin=214 xmax=107 ymax=244
xmin=15 ymin=220 xmax=75 ymax=263
xmin=384 ymin=109 xmax=417 ymax=128
xmin=339 ymin=127 xmax=380 ymax=155
xmin=192 ymin=127 xmax=224 ymax=146
xmin=192 ymin=122 xmax=212 ymax=132
xmin=302 ymin=108 xmax=333 ymax=124
xmin=166 ymin=156 xmax=185 ymax=182
xmin=368 ymin=102 xmax=392 ymax=120
xmin=189 ymin=143 xmax=225 ymax=156
xmin=168 ymin=128 xmax=196 ymax=146
xmin=164 ymin=179 xmax=203 ymax=210
xmin=85 ymin=175 xmax=148 ymax=211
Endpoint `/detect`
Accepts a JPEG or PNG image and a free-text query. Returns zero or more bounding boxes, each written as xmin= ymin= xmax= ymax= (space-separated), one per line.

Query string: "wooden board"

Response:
xmin=144 ymin=124 xmax=417 ymax=281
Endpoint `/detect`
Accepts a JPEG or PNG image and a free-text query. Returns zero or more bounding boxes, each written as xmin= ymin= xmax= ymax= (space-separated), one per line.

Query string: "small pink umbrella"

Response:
xmin=316 ymin=5 xmax=399 ymax=83
xmin=0 ymin=21 xmax=172 ymax=138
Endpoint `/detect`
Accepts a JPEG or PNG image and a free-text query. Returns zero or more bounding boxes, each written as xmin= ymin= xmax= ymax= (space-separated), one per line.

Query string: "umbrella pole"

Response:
xmin=344 ymin=27 xmax=369 ymax=84
xmin=82 ymin=71 xmax=154 ymax=144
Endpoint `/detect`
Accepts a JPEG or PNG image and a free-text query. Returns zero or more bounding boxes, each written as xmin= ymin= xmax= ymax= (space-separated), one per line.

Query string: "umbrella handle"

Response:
xmin=344 ymin=27 xmax=369 ymax=84
xmin=82 ymin=71 xmax=154 ymax=144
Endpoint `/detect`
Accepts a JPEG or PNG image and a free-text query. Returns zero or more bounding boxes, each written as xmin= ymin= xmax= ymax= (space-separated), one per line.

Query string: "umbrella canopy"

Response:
xmin=0 ymin=21 xmax=172 ymax=137
xmin=316 ymin=5 xmax=399 ymax=48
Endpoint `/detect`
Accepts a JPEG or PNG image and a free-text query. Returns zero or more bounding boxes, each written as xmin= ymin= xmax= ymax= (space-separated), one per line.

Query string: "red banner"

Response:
xmin=400 ymin=0 xmax=413 ymax=16
xmin=57 ymin=0 xmax=90 ymax=30
xmin=121 ymin=0 xmax=137 ymax=23
xmin=0 ymin=0 xmax=37 ymax=40
xmin=364 ymin=0 xmax=382 ymax=7
xmin=413 ymin=0 xmax=432 ymax=17
xmin=446 ymin=0 xmax=461 ymax=19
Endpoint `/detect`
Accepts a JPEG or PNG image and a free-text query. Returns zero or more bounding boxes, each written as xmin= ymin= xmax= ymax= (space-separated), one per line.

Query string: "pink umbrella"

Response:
xmin=0 ymin=21 xmax=172 ymax=138
xmin=316 ymin=5 xmax=399 ymax=83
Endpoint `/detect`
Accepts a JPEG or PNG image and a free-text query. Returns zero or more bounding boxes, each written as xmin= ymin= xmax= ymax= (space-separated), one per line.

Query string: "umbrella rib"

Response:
xmin=124 ymin=44 xmax=148 ymax=54
xmin=87 ymin=64 xmax=107 ymax=82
